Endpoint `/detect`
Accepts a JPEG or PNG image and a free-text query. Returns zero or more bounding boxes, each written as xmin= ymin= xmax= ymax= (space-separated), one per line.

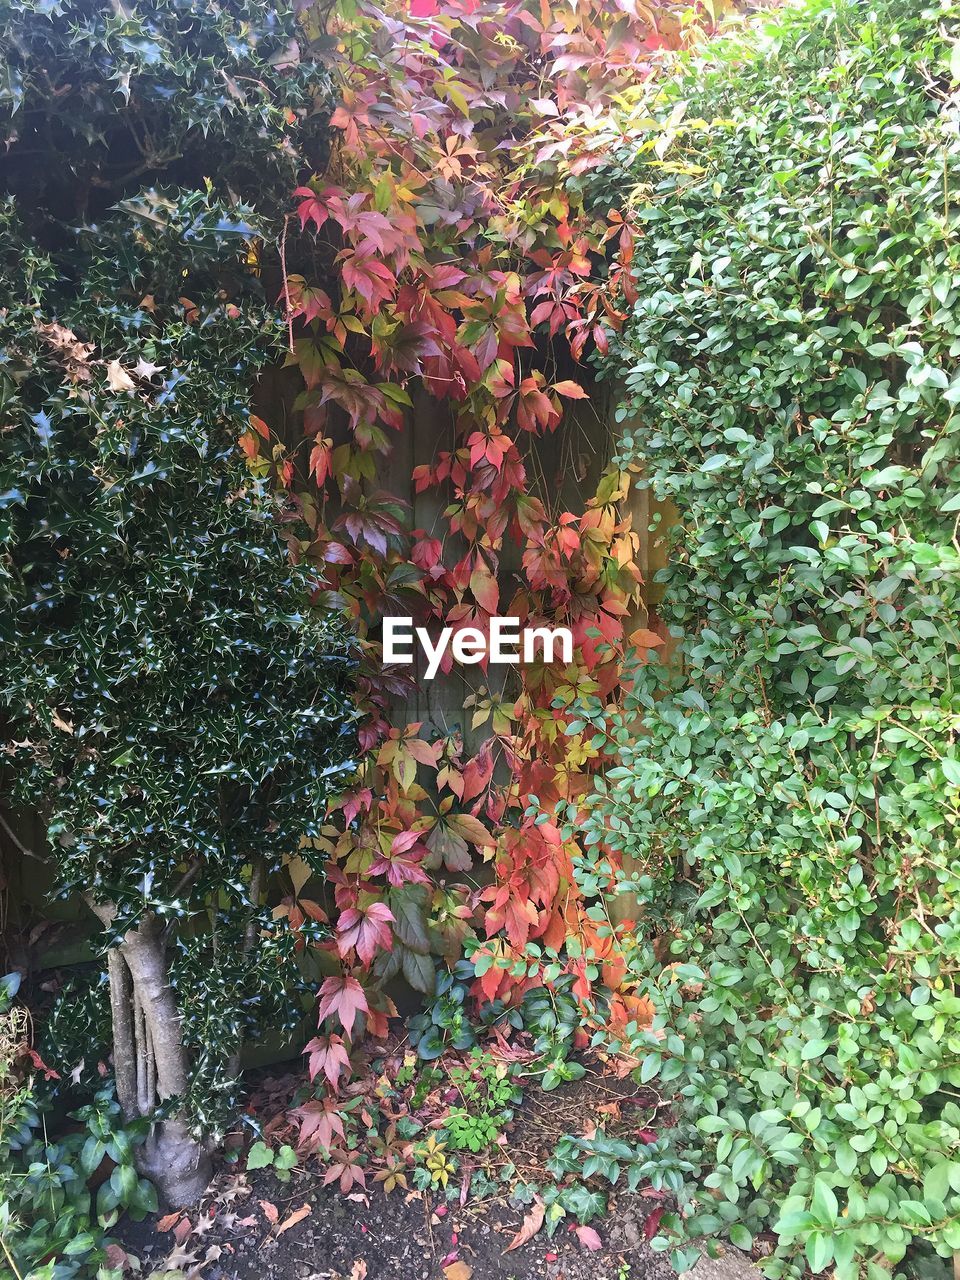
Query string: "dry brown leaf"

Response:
xmin=504 ymin=1198 xmax=545 ymax=1252
xmin=133 ymin=356 xmax=165 ymax=381
xmin=284 ymin=853 xmax=313 ymax=897
xmin=259 ymin=1198 xmax=279 ymax=1225
xmin=276 ymin=1203 xmax=312 ymax=1237
xmin=172 ymin=1218 xmax=192 ymax=1245
xmin=36 ymin=321 xmax=94 ymax=382
xmin=442 ymin=1263 xmax=472 ymax=1280
xmin=350 ymin=1264 xmax=368 ymax=1280
xmin=156 ymin=1212 xmax=182 ymax=1233
xmin=160 ymin=1243 xmax=198 ymax=1270
xmin=103 ymin=1243 xmax=132 ymax=1271
xmin=106 ymin=359 xmax=136 ymax=392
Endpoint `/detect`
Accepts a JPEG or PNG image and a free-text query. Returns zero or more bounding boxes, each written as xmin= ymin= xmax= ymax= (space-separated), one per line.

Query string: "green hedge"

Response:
xmin=576 ymin=1 xmax=960 ymax=1275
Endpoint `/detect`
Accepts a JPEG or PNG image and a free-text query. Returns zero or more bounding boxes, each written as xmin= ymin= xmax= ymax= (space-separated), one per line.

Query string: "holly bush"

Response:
xmin=0 ymin=0 xmax=355 ymax=1192
xmin=573 ymin=0 xmax=960 ymax=1274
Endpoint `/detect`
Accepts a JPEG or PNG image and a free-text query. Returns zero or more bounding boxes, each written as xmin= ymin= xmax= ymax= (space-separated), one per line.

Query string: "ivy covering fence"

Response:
xmin=574 ymin=0 xmax=960 ymax=1274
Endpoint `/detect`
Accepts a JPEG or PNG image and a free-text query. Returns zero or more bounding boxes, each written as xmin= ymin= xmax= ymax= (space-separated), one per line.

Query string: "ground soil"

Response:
xmin=116 ymin=1064 xmax=680 ymax=1280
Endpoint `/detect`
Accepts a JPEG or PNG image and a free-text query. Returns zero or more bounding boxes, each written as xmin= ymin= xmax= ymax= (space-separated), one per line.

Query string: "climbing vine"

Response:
xmin=246 ymin=0 xmax=729 ymax=1082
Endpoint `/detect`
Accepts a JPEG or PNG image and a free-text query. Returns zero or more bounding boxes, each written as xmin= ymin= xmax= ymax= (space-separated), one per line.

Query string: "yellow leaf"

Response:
xmin=285 ymin=854 xmax=313 ymax=897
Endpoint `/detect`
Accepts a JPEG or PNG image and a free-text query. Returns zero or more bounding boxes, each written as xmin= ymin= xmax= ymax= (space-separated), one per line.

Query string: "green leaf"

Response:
xmin=246 ymin=1141 xmax=275 ymax=1170
xmin=811 ymin=1178 xmax=838 ymax=1227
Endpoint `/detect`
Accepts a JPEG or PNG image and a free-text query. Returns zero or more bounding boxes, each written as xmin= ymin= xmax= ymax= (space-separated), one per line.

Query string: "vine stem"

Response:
xmin=280 ymin=213 xmax=294 ymax=353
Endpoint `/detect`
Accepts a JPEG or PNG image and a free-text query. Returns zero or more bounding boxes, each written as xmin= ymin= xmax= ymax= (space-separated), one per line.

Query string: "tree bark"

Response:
xmin=91 ymin=901 xmax=212 ymax=1207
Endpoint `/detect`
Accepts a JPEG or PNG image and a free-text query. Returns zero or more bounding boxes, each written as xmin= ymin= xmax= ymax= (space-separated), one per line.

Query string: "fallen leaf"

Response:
xmin=504 ymin=1199 xmax=544 ymax=1252
xmin=644 ymin=1206 xmax=666 ymax=1239
xmin=259 ymin=1199 xmax=279 ymax=1226
xmin=350 ymin=1263 xmax=368 ymax=1280
xmin=277 ymin=1203 xmax=312 ymax=1237
xmin=443 ymin=1263 xmax=472 ymax=1280
xmin=172 ymin=1218 xmax=192 ymax=1245
xmin=157 ymin=1212 xmax=182 ymax=1233
xmin=106 ymin=359 xmax=136 ymax=392
xmin=103 ymin=1243 xmax=131 ymax=1271
xmin=574 ymin=1225 xmax=602 ymax=1251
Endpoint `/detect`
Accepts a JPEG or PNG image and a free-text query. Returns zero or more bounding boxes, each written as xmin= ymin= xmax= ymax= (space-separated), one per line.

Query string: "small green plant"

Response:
xmin=538 ymin=1056 xmax=586 ymax=1094
xmin=1 ymin=975 xmax=154 ymax=1280
xmin=413 ymin=1133 xmax=457 ymax=1191
xmin=516 ymin=980 xmax=580 ymax=1061
xmin=407 ymin=962 xmax=508 ymax=1060
xmin=443 ymin=1050 xmax=521 ymax=1154
xmin=245 ymin=1140 xmax=298 ymax=1183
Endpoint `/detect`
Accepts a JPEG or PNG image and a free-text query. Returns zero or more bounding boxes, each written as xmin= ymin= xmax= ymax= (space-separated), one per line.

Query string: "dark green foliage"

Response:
xmin=409 ymin=963 xmax=582 ymax=1065
xmin=1 ymin=1087 xmax=158 ymax=1280
xmin=0 ymin=0 xmax=331 ymax=233
xmin=0 ymin=0 xmax=353 ymax=1163
xmin=0 ymin=195 xmax=355 ymax=931
xmin=576 ymin=0 xmax=960 ymax=1274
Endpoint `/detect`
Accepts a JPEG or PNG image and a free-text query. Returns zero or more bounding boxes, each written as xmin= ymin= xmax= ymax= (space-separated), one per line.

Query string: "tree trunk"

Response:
xmin=94 ymin=904 xmax=212 ymax=1207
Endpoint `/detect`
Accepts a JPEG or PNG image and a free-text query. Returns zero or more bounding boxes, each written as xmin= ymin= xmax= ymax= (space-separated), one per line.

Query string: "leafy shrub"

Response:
xmin=0 ymin=0 xmax=352 ymax=1206
xmin=575 ymin=0 xmax=960 ymax=1274
xmin=407 ymin=961 xmax=582 ymax=1063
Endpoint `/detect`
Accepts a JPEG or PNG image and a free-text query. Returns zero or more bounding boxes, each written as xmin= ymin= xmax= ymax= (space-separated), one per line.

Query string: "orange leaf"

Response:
xmin=628 ymin=627 xmax=664 ymax=650
xmin=259 ymin=1199 xmax=279 ymax=1226
xmin=443 ymin=1264 xmax=473 ymax=1280
xmin=277 ymin=1203 xmax=312 ymax=1236
xmin=552 ymin=379 xmax=589 ymax=399
xmin=504 ymin=1199 xmax=544 ymax=1251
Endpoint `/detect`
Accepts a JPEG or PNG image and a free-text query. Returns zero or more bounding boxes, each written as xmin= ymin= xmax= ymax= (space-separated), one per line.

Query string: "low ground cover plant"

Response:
xmin=0 ymin=974 xmax=156 ymax=1280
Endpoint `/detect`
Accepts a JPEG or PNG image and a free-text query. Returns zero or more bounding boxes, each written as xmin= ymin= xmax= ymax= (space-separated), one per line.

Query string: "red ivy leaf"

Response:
xmin=304 ymin=1033 xmax=351 ymax=1091
xmin=336 ymin=901 xmax=395 ymax=966
xmin=315 ymin=974 xmax=369 ymax=1040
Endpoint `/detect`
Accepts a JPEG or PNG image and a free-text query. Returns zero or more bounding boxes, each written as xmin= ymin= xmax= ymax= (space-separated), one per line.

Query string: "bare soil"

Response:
xmin=115 ymin=1067 xmax=678 ymax=1280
